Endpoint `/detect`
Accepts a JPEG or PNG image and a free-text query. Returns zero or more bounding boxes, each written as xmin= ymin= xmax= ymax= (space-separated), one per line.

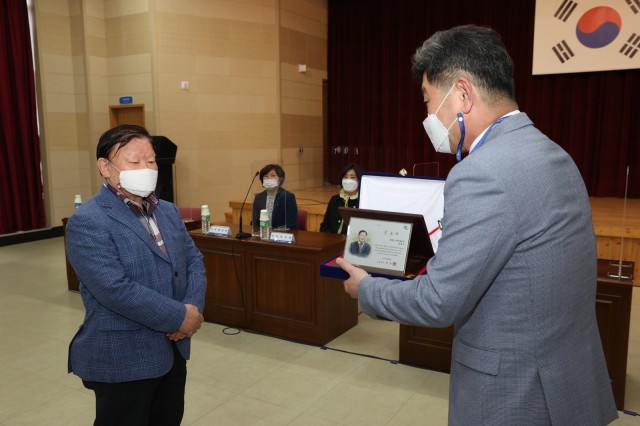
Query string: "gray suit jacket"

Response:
xmin=66 ymin=185 xmax=207 ymax=383
xmin=358 ymin=113 xmax=617 ymax=425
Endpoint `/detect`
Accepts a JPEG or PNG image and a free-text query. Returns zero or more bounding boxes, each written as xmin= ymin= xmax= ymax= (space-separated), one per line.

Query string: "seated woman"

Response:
xmin=251 ymin=164 xmax=298 ymax=230
xmin=319 ymin=163 xmax=363 ymax=234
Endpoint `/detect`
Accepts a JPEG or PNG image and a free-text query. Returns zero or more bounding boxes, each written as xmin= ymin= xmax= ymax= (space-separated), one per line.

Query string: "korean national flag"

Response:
xmin=533 ymin=0 xmax=640 ymax=75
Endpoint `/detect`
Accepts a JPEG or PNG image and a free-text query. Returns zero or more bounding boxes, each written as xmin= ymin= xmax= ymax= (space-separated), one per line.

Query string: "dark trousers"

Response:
xmin=83 ymin=343 xmax=187 ymax=426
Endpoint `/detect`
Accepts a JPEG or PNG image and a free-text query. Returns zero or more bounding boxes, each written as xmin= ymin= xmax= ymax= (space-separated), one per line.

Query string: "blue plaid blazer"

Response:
xmin=66 ymin=185 xmax=207 ymax=383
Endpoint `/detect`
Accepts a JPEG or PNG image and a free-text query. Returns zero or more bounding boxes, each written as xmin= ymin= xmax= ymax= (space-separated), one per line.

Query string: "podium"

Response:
xmin=190 ymin=227 xmax=358 ymax=345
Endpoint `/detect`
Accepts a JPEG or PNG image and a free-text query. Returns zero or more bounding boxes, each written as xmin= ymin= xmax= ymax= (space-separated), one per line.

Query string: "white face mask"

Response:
xmin=342 ymin=179 xmax=358 ymax=193
xmin=423 ymin=115 xmax=458 ymax=154
xmin=108 ymin=161 xmax=158 ymax=198
xmin=263 ymin=178 xmax=279 ymax=190
xmin=422 ymin=83 xmax=458 ymax=154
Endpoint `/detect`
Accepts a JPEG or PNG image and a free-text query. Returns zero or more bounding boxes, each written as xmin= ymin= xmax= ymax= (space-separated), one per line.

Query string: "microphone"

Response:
xmin=236 ymin=171 xmax=259 ymax=239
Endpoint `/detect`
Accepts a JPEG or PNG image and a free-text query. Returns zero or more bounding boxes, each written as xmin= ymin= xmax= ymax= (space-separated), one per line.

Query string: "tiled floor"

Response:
xmin=0 ymin=237 xmax=638 ymax=425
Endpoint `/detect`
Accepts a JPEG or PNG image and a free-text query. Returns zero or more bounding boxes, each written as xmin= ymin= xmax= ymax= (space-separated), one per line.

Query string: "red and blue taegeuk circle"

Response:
xmin=575 ymin=6 xmax=621 ymax=48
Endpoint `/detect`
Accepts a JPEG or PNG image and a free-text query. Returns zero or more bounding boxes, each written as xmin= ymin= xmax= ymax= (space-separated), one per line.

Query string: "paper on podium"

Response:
xmin=359 ymin=173 xmax=445 ymax=252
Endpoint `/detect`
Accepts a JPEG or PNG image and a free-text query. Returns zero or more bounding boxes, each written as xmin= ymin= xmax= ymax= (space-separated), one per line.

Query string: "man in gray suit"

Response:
xmin=337 ymin=25 xmax=617 ymax=425
xmin=66 ymin=125 xmax=207 ymax=425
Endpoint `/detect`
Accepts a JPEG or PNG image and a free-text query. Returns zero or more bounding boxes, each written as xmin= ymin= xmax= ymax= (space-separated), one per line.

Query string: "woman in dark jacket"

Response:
xmin=251 ymin=164 xmax=298 ymax=230
xmin=319 ymin=163 xmax=363 ymax=234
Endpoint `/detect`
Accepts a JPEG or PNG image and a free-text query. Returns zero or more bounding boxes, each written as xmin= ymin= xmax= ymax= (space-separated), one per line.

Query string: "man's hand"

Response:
xmin=166 ymin=331 xmax=188 ymax=341
xmin=336 ymin=257 xmax=369 ymax=298
xmin=177 ymin=304 xmax=204 ymax=338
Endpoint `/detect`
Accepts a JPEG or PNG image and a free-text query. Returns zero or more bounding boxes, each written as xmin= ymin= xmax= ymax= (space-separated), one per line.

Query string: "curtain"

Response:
xmin=327 ymin=0 xmax=639 ymax=197
xmin=0 ymin=0 xmax=45 ymax=234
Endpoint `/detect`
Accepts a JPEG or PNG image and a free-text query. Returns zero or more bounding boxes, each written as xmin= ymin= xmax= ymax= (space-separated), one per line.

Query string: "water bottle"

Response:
xmin=259 ymin=209 xmax=271 ymax=240
xmin=74 ymin=194 xmax=82 ymax=210
xmin=201 ymin=205 xmax=211 ymax=234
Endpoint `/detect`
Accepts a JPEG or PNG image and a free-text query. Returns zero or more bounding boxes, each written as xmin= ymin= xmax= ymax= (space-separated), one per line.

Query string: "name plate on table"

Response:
xmin=270 ymin=231 xmax=295 ymax=243
xmin=207 ymin=225 xmax=231 ymax=236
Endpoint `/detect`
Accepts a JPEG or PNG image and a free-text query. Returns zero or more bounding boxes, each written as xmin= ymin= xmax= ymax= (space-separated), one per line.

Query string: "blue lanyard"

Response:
xmin=471 ymin=115 xmax=510 ymax=155
xmin=455 ymin=113 xmax=465 ymax=162
xmin=457 ymin=115 xmax=511 ymax=162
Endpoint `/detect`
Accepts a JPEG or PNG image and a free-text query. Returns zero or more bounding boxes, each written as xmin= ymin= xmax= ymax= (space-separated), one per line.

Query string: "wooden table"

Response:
xmin=398 ymin=259 xmax=634 ymax=410
xmin=190 ymin=226 xmax=358 ymax=345
xmin=227 ymin=194 xmax=640 ymax=277
xmin=591 ymin=197 xmax=640 ymax=280
xmin=595 ymin=259 xmax=634 ymax=410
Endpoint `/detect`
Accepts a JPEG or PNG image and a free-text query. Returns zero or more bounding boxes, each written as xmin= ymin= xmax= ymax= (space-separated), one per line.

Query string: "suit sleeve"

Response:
xmin=319 ymin=199 xmax=334 ymax=233
xmin=358 ymin=162 xmax=518 ymax=327
xmin=251 ymin=194 xmax=260 ymax=226
xmin=169 ymin=205 xmax=207 ymax=314
xmin=66 ymin=210 xmax=186 ymax=333
xmin=349 ymin=242 xmax=357 ymax=255
xmin=286 ymin=192 xmax=298 ymax=230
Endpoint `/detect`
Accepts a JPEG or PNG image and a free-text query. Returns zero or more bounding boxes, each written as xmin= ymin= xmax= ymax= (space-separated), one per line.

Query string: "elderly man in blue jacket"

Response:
xmin=66 ymin=124 xmax=207 ymax=426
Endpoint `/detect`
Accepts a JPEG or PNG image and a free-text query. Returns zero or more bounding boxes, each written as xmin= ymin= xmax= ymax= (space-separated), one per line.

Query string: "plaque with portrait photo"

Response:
xmin=343 ymin=217 xmax=412 ymax=274
xmin=337 ymin=208 xmax=434 ymax=278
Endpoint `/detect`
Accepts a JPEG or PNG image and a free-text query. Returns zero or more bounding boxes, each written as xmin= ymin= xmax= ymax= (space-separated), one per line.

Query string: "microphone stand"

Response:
xmin=236 ymin=171 xmax=259 ymax=239
xmin=412 ymin=162 xmax=440 ymax=177
xmin=608 ymin=165 xmax=632 ymax=279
